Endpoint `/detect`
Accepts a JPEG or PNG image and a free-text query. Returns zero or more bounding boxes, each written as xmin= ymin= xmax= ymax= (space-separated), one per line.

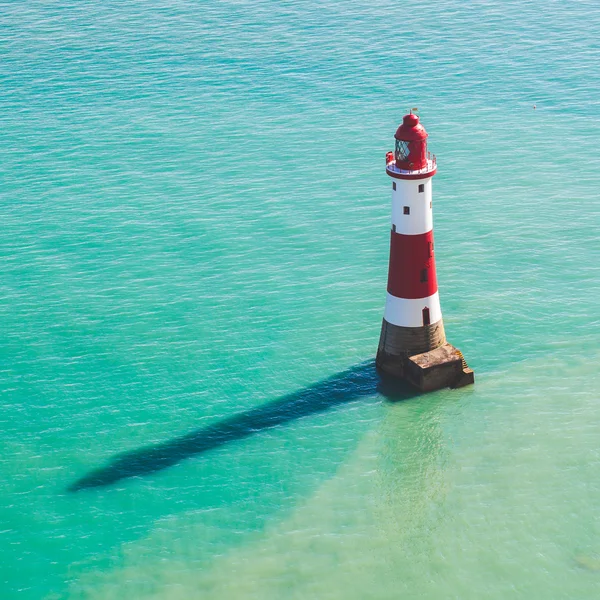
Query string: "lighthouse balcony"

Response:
xmin=386 ymin=154 xmax=437 ymax=180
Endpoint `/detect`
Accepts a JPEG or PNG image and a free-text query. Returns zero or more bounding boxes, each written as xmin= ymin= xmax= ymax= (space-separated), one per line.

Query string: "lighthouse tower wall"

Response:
xmin=386 ymin=174 xmax=441 ymax=329
xmin=384 ymin=292 xmax=442 ymax=328
xmin=391 ymin=177 xmax=433 ymax=235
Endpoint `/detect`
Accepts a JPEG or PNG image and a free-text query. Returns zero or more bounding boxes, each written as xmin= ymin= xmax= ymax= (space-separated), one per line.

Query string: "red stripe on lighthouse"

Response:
xmin=387 ymin=230 xmax=438 ymax=299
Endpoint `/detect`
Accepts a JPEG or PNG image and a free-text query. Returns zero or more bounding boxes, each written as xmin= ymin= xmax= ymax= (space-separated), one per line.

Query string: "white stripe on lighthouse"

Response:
xmin=384 ymin=291 xmax=442 ymax=328
xmin=391 ymin=177 xmax=433 ymax=236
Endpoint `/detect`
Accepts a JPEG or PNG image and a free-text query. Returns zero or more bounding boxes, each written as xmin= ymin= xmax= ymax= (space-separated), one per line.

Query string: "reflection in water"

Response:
xmin=109 ymin=383 xmax=448 ymax=599
xmin=375 ymin=394 xmax=448 ymax=547
xmin=69 ymin=360 xmax=416 ymax=492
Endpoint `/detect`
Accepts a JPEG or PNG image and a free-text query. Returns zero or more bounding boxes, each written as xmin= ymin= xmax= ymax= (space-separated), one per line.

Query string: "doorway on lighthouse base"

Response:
xmin=422 ymin=307 xmax=431 ymax=326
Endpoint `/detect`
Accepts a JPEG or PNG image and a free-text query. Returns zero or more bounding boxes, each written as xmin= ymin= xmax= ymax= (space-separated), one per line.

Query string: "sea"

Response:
xmin=1 ymin=0 xmax=600 ymax=597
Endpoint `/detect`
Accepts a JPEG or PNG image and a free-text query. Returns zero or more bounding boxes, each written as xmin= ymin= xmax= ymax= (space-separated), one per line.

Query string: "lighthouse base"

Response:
xmin=377 ymin=343 xmax=474 ymax=392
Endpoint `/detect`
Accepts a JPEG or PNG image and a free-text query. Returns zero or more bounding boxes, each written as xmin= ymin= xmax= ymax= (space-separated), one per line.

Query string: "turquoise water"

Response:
xmin=2 ymin=0 xmax=600 ymax=597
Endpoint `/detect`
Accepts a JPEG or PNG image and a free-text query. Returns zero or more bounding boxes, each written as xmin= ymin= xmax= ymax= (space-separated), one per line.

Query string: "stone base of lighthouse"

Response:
xmin=376 ymin=319 xmax=474 ymax=392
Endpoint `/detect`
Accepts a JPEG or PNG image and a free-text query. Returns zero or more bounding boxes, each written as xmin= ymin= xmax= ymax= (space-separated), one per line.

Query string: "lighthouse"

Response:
xmin=376 ymin=112 xmax=474 ymax=391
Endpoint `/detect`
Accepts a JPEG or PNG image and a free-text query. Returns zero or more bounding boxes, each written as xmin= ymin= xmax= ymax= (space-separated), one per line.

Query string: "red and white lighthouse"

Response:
xmin=376 ymin=112 xmax=474 ymax=391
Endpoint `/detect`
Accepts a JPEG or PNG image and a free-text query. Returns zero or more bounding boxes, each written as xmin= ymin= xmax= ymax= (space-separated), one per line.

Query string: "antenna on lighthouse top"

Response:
xmin=410 ymin=107 xmax=419 ymax=114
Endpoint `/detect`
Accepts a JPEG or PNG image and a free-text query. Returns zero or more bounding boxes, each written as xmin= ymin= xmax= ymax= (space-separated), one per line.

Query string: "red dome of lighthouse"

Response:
xmin=393 ymin=113 xmax=429 ymax=171
xmin=394 ymin=113 xmax=428 ymax=142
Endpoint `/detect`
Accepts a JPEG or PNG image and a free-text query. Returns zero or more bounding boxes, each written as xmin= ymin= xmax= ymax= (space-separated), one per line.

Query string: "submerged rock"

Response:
xmin=574 ymin=553 xmax=600 ymax=572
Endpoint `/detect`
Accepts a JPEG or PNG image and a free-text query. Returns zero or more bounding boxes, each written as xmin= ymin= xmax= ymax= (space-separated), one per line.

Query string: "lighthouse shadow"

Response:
xmin=68 ymin=360 xmax=416 ymax=492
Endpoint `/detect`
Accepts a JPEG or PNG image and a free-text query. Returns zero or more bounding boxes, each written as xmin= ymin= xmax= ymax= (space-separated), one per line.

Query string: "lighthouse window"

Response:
xmin=395 ymin=139 xmax=410 ymax=162
xmin=418 ymin=184 xmax=425 ymax=193
xmin=420 ymin=268 xmax=428 ymax=283
xmin=403 ymin=206 xmax=410 ymax=215
xmin=392 ymin=182 xmax=397 ymax=191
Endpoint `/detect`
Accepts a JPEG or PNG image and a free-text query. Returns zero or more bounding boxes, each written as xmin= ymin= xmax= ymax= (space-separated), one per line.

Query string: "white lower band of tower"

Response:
xmin=384 ymin=291 xmax=442 ymax=328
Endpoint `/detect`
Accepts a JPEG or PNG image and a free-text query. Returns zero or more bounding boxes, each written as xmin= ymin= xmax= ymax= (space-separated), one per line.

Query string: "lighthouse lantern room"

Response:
xmin=376 ymin=112 xmax=474 ymax=392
